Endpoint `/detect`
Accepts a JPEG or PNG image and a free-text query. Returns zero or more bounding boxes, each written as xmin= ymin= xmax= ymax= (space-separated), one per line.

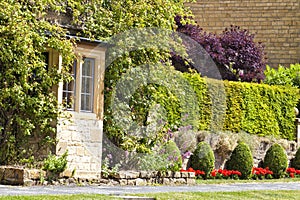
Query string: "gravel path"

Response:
xmin=1 ymin=182 xmax=300 ymax=196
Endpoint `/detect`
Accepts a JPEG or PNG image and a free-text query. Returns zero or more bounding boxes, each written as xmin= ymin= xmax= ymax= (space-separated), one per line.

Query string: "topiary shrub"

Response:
xmin=225 ymin=142 xmax=253 ymax=179
xmin=190 ymin=141 xmax=215 ymax=179
xmin=263 ymin=143 xmax=288 ymax=178
xmin=162 ymin=140 xmax=182 ymax=172
xmin=291 ymin=147 xmax=300 ymax=169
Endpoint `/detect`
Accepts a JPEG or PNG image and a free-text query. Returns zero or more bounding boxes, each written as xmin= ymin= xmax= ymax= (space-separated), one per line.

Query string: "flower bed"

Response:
xmin=180 ymin=167 xmax=300 ymax=180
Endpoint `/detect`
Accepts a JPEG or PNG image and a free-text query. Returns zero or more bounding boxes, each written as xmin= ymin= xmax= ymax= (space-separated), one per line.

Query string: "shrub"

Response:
xmin=291 ymin=147 xmax=300 ymax=170
xmin=174 ymin=16 xmax=266 ymax=82
xmin=264 ymin=63 xmax=300 ymax=116
xmin=183 ymin=72 xmax=298 ymax=140
xmin=190 ymin=142 xmax=215 ymax=179
xmin=263 ymin=143 xmax=288 ymax=178
xmin=225 ymin=142 xmax=253 ymax=179
xmin=219 ymin=26 xmax=266 ymax=82
xmin=42 ymin=151 xmax=68 ymax=174
xmin=162 ymin=140 xmax=182 ymax=172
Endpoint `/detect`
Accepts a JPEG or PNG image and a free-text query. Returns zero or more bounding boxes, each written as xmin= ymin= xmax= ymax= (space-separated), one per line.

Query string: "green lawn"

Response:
xmin=139 ymin=190 xmax=300 ymax=200
xmin=1 ymin=190 xmax=300 ymax=200
xmin=0 ymin=194 xmax=121 ymax=200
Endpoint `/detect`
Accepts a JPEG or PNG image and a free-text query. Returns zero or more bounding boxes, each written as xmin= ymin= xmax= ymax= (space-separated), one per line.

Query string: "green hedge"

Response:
xmin=104 ymin=70 xmax=299 ymax=152
xmin=183 ymin=72 xmax=299 ymax=140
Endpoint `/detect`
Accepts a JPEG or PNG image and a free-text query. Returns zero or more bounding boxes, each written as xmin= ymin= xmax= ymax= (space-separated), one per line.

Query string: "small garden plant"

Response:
xmin=291 ymin=147 xmax=300 ymax=169
xmin=225 ymin=142 xmax=253 ymax=179
xmin=263 ymin=143 xmax=288 ymax=178
xmin=190 ymin=141 xmax=215 ymax=179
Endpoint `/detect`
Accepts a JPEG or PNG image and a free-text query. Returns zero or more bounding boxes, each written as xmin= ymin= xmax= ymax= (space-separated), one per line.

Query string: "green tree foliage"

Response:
xmin=0 ymin=1 xmax=74 ymax=164
xmin=225 ymin=142 xmax=253 ymax=179
xmin=264 ymin=63 xmax=300 ymax=115
xmin=190 ymin=142 xmax=215 ymax=179
xmin=263 ymin=143 xmax=288 ymax=178
xmin=64 ymin=0 xmax=193 ymax=151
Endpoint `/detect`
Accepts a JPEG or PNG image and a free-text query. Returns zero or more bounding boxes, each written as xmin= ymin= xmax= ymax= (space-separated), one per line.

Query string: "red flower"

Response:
xmin=211 ymin=170 xmax=217 ymax=177
xmin=296 ymin=170 xmax=300 ymax=175
xmin=196 ymin=170 xmax=205 ymax=176
xmin=187 ymin=168 xmax=195 ymax=172
xmin=287 ymin=168 xmax=296 ymax=173
xmin=180 ymin=169 xmax=187 ymax=172
xmin=290 ymin=173 xmax=295 ymax=178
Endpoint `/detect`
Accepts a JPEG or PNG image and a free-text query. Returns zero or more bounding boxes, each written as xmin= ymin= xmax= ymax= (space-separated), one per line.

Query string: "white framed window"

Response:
xmin=55 ymin=42 xmax=105 ymax=118
xmin=62 ymin=57 xmax=96 ymax=113
xmin=80 ymin=58 xmax=95 ymax=112
xmin=63 ymin=60 xmax=76 ymax=111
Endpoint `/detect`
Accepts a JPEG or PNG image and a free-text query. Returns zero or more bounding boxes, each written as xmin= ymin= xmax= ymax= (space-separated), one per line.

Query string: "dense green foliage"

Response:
xmin=263 ymin=144 xmax=288 ymax=179
xmin=43 ymin=151 xmax=68 ymax=174
xmin=182 ymin=73 xmax=298 ymax=139
xmin=0 ymin=0 xmax=74 ymax=164
xmin=264 ymin=64 xmax=300 ymax=87
xmin=190 ymin=142 xmax=215 ymax=179
xmin=264 ymin=63 xmax=300 ymax=115
xmin=225 ymin=142 xmax=253 ymax=179
xmin=162 ymin=140 xmax=182 ymax=171
xmin=137 ymin=140 xmax=182 ymax=171
xmin=291 ymin=147 xmax=300 ymax=170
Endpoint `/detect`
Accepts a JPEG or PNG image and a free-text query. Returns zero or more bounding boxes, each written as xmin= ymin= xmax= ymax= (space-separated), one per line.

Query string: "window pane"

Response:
xmin=81 ymin=58 xmax=94 ymax=112
xmin=62 ymin=60 xmax=76 ymax=110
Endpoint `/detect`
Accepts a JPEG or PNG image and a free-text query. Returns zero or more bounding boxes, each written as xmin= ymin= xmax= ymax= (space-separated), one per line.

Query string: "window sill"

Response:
xmin=65 ymin=111 xmax=97 ymax=120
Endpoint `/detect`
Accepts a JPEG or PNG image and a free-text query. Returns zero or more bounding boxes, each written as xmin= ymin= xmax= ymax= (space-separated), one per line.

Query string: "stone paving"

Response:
xmin=1 ymin=182 xmax=300 ymax=196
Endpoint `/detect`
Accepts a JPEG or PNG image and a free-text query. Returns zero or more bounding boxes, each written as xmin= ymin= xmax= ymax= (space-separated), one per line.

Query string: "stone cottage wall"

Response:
xmin=186 ymin=0 xmax=300 ymax=68
xmin=56 ymin=113 xmax=103 ymax=179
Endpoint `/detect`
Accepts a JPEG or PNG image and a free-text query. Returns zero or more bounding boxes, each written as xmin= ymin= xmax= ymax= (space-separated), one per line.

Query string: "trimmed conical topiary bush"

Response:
xmin=190 ymin=141 xmax=215 ymax=179
xmin=225 ymin=142 xmax=253 ymax=179
xmin=163 ymin=140 xmax=182 ymax=171
xmin=291 ymin=147 xmax=300 ymax=169
xmin=263 ymin=143 xmax=288 ymax=178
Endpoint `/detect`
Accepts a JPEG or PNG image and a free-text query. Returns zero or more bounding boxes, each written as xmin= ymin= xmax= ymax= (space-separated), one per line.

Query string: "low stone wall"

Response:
xmin=0 ymin=166 xmax=42 ymax=186
xmin=0 ymin=166 xmax=195 ymax=186
xmin=102 ymin=171 xmax=196 ymax=186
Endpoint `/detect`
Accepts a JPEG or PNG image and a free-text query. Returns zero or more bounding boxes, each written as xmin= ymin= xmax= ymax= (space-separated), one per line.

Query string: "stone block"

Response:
xmin=23 ymin=179 xmax=34 ymax=186
xmin=114 ymin=171 xmax=126 ymax=179
xmin=119 ymin=179 xmax=127 ymax=186
xmin=125 ymin=171 xmax=140 ymax=179
xmin=25 ymin=169 xmax=44 ymax=180
xmin=174 ymin=178 xmax=186 ymax=185
xmin=181 ymin=172 xmax=189 ymax=178
xmin=165 ymin=171 xmax=172 ymax=178
xmin=188 ymin=172 xmax=195 ymax=178
xmin=162 ymin=178 xmax=170 ymax=185
xmin=2 ymin=167 xmax=24 ymax=185
xmin=127 ymin=179 xmax=136 ymax=186
xmin=135 ymin=178 xmax=147 ymax=186
xmin=173 ymin=172 xmax=181 ymax=178
xmin=76 ymin=146 xmax=85 ymax=156
xmin=186 ymin=178 xmax=196 ymax=185
xmin=60 ymin=169 xmax=73 ymax=178
xmin=90 ymin=129 xmax=102 ymax=142
xmin=140 ymin=171 xmax=150 ymax=178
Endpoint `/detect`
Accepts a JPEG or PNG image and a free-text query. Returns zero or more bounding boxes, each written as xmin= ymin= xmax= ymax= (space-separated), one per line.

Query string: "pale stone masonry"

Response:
xmin=51 ymin=41 xmax=106 ymax=179
xmin=56 ymin=114 xmax=103 ymax=179
xmin=186 ymin=0 xmax=300 ymax=68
